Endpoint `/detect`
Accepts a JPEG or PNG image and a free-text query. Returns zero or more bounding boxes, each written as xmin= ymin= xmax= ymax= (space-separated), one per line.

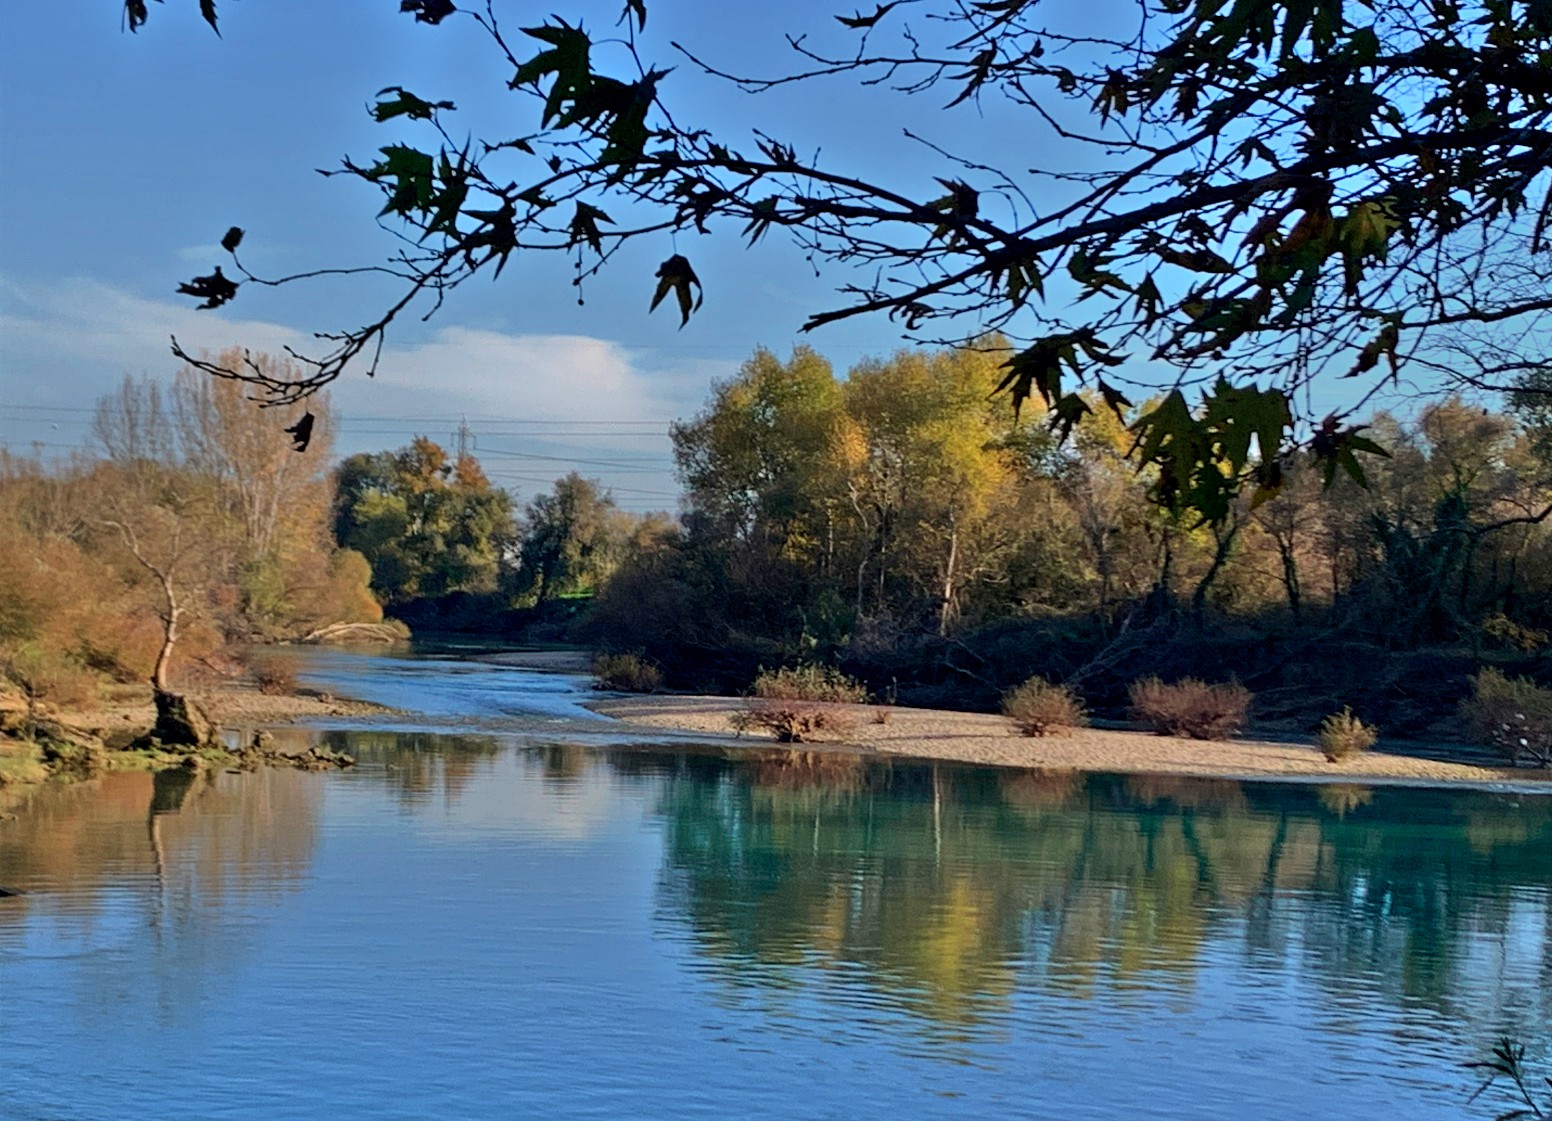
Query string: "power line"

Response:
xmin=0 ymin=404 xmax=678 ymax=425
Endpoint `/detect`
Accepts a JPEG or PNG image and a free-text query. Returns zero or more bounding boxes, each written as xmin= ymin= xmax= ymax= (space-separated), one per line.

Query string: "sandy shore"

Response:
xmin=588 ymin=695 xmax=1552 ymax=787
xmin=4 ymin=680 xmax=394 ymax=748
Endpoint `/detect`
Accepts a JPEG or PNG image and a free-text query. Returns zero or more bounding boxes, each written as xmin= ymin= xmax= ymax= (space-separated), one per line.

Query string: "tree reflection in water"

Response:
xmin=636 ymin=751 xmax=1552 ymax=1045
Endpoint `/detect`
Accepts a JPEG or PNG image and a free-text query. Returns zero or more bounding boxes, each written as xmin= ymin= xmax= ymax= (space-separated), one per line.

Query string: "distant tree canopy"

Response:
xmin=515 ymin=473 xmax=630 ymax=605
xmin=151 ymin=0 xmax=1552 ymax=521
xmin=335 ymin=437 xmax=516 ymax=603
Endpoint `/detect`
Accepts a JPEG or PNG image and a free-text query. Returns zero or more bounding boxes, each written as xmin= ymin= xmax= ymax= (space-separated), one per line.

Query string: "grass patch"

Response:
xmin=751 ymin=665 xmax=867 ymax=704
xmin=0 ymin=737 xmax=49 ymax=786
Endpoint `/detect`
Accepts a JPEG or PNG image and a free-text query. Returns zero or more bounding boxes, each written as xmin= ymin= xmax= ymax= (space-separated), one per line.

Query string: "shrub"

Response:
xmin=1317 ymin=707 xmax=1377 ymax=762
xmin=1002 ymin=676 xmax=1087 ymax=737
xmin=1128 ymin=676 xmax=1251 ymax=740
xmin=249 ymin=660 xmax=300 ymax=696
xmin=1481 ymin=613 xmax=1549 ymax=652
xmin=751 ymin=664 xmax=867 ymax=704
xmin=592 ymin=652 xmax=663 ymax=693
xmin=1461 ymin=668 xmax=1552 ymax=767
xmin=0 ymin=642 xmax=99 ymax=722
xmin=734 ymin=700 xmax=859 ymax=744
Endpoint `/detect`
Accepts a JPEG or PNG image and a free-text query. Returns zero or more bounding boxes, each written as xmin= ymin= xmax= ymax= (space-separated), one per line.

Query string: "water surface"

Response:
xmin=1 ymin=656 xmax=1548 ymax=1120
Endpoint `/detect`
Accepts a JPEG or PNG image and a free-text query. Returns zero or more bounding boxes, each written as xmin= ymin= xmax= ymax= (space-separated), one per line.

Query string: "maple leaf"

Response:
xmin=836 ymin=2 xmax=901 ymax=29
xmin=650 ymin=255 xmax=703 ymax=326
xmin=176 ymin=266 xmax=239 ymax=310
xmin=221 ymin=226 xmax=244 ymax=253
xmin=400 ymin=0 xmax=456 ymax=25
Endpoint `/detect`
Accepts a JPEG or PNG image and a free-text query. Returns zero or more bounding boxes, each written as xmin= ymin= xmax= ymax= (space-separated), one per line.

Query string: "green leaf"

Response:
xmin=1312 ymin=420 xmax=1391 ymax=488
xmin=401 ymin=1 xmax=457 ymax=25
xmin=1338 ymin=199 xmax=1400 ymax=294
xmin=1051 ymin=393 xmax=1094 ymax=440
xmin=514 ymin=21 xmax=594 ymax=129
xmin=365 ymin=144 xmax=436 ymax=219
xmin=836 ymin=2 xmax=900 ymax=29
xmin=1098 ymin=379 xmax=1133 ymax=419
xmin=741 ymin=197 xmax=781 ymax=246
xmin=1130 ymin=389 xmax=1213 ymax=516
xmin=1067 ymin=247 xmax=1131 ymax=296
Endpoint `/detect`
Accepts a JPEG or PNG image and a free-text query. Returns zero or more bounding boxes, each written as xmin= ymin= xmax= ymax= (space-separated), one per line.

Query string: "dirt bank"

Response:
xmin=0 ymin=680 xmax=397 ymax=808
xmin=587 ymin=695 xmax=1551 ymax=787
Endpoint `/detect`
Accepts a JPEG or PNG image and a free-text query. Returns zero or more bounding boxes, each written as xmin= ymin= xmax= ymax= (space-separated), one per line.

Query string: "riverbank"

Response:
xmin=0 ymin=680 xmax=397 ymax=806
xmin=588 ymin=694 xmax=1552 ymax=787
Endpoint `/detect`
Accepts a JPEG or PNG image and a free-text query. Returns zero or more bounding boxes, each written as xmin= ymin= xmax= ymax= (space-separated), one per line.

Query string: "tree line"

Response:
xmin=324 ymin=339 xmax=1552 ymax=735
xmin=7 ymin=341 xmax=1548 ymax=739
xmin=590 ymin=347 xmax=1548 ymax=730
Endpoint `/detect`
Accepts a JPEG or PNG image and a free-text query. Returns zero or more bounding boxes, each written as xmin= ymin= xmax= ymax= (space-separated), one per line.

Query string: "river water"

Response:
xmin=1 ymin=648 xmax=1548 ymax=1120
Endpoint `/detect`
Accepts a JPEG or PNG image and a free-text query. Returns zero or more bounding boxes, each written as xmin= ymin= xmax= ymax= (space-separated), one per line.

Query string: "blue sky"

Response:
xmin=0 ymin=1 xmax=1436 ymax=510
xmin=3 ymin=1 xmax=1007 ymax=509
xmin=0 ymin=3 xmax=956 ymax=506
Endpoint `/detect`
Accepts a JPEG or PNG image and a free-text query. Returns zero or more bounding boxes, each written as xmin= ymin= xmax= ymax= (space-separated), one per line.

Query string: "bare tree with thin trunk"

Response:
xmin=100 ymin=502 xmax=216 ymax=747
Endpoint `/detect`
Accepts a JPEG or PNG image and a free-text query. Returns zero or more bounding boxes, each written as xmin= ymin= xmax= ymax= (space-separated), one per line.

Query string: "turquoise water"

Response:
xmin=1 ymin=660 xmax=1549 ymax=1119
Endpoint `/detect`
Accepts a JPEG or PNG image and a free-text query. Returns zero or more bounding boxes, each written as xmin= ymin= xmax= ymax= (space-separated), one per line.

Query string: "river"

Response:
xmin=1 ymin=646 xmax=1548 ymax=1120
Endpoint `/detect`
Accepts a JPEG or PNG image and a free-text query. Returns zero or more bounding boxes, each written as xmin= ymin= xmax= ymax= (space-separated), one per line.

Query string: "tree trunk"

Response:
xmin=938 ymin=516 xmax=960 ymax=637
xmin=150 ymin=688 xmax=217 ymax=747
xmin=151 ymin=571 xmax=181 ymax=693
xmin=1277 ymin=537 xmax=1302 ymax=623
xmin=1192 ymin=520 xmax=1241 ymax=623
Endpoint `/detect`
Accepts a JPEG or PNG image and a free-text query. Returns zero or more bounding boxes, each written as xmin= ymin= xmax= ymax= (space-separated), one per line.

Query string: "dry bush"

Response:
xmin=734 ymin=700 xmax=859 ymax=743
xmin=249 ymin=659 xmax=300 ymax=696
xmin=1128 ymin=676 xmax=1252 ymax=740
xmin=751 ymin=664 xmax=867 ymax=703
xmin=1317 ymin=707 xmax=1377 ymax=762
xmin=0 ymin=642 xmax=100 ymax=725
xmin=1461 ymin=668 xmax=1552 ymax=767
xmin=1002 ymin=676 xmax=1087 ymax=736
xmin=290 ymin=548 xmax=384 ymax=632
xmin=592 ymin=652 xmax=663 ymax=692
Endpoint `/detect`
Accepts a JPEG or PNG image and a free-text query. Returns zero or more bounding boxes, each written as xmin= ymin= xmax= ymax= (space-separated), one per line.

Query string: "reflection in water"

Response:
xmin=0 ymin=732 xmax=1547 ymax=1121
xmin=0 ymin=766 xmax=324 ymax=1034
xmin=639 ymin=752 xmax=1552 ymax=1041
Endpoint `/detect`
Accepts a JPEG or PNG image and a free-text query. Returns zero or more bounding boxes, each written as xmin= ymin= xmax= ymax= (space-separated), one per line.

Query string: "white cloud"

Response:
xmin=0 ymin=276 xmax=724 ymax=508
xmin=0 ymin=275 xmax=719 ymax=425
